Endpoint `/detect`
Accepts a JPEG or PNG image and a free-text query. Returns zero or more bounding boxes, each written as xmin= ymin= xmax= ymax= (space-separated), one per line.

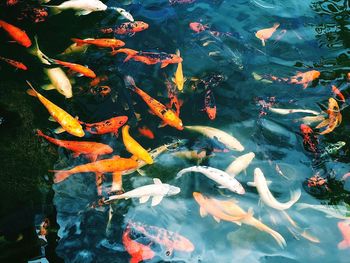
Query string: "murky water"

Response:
xmin=0 ymin=0 xmax=350 ymax=262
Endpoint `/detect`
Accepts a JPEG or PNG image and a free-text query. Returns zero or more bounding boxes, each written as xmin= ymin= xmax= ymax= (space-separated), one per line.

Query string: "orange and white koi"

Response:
xmin=331 ymin=85 xmax=345 ymax=102
xmin=290 ymin=70 xmax=320 ymax=89
xmin=122 ymin=227 xmax=155 ymax=263
xmin=71 ymin=38 xmax=125 ymax=51
xmin=125 ymin=76 xmax=184 ymax=130
xmin=255 ymin=23 xmax=280 ymax=46
xmin=128 ymin=221 xmax=195 ymax=254
xmin=113 ymin=48 xmax=182 ymax=68
xmin=0 ymin=55 xmax=27 ymax=70
xmin=26 ymin=81 xmax=84 ymax=137
xmin=0 ymin=19 xmax=31 ymax=47
xmin=102 ymin=21 xmax=149 ymax=36
xmin=36 ymin=129 xmax=112 ymax=162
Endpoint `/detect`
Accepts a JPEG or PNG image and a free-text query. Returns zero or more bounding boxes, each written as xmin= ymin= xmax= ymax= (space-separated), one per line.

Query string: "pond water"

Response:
xmin=0 ymin=0 xmax=350 ymax=262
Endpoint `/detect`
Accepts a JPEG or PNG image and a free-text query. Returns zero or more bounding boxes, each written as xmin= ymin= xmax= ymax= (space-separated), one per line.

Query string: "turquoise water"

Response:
xmin=0 ymin=0 xmax=350 ymax=262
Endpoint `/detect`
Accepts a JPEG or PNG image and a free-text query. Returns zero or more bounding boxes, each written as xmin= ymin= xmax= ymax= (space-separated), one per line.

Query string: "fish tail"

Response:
xmin=176 ymin=49 xmax=180 ymax=56
xmin=290 ymin=188 xmax=302 ymax=205
xmin=124 ymin=75 xmax=137 ymax=91
xmin=338 ymin=240 xmax=350 ymax=250
xmin=42 ymin=5 xmax=62 ymax=15
xmin=295 ymin=203 xmax=309 ymax=210
xmin=28 ymin=35 xmax=41 ymax=57
xmin=36 ymin=129 xmax=45 ymax=137
xmin=267 ymin=228 xmax=287 ymax=248
xmin=26 ymin=81 xmax=38 ymax=97
xmin=71 ymin=38 xmax=86 ymax=46
xmin=273 ymin=23 xmax=280 ymax=29
xmin=49 ymin=170 xmax=71 ymax=183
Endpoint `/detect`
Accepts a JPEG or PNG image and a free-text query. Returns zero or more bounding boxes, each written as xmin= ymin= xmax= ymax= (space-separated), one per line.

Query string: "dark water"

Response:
xmin=0 ymin=0 xmax=350 ymax=262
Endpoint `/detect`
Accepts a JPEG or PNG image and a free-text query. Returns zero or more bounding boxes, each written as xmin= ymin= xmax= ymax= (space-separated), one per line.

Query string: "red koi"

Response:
xmin=90 ymin=75 xmax=108 ymax=87
xmin=0 ymin=55 xmax=27 ymax=70
xmin=122 ymin=227 xmax=155 ymax=263
xmin=189 ymin=22 xmax=208 ymax=33
xmin=82 ymin=116 xmax=128 ymax=136
xmin=71 ymin=38 xmax=125 ymax=51
xmin=290 ymin=70 xmax=320 ymax=89
xmin=300 ymin=124 xmax=318 ymax=153
xmin=331 ymin=85 xmax=345 ymax=102
xmin=0 ymin=19 xmax=31 ymax=47
xmin=138 ymin=126 xmax=155 ymax=139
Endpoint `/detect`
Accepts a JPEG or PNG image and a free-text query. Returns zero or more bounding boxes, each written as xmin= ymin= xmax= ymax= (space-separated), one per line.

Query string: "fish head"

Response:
xmin=167 ymin=185 xmax=180 ymax=196
xmin=300 ymin=124 xmax=313 ymax=134
xmin=91 ymin=0 xmax=108 ymax=11
xmin=206 ymin=107 xmax=216 ymax=120
xmin=192 ymin=192 xmax=205 ymax=204
xmin=70 ymin=125 xmax=85 ymax=137
xmin=163 ymin=110 xmax=184 ymax=130
xmin=136 ymin=21 xmax=149 ymax=30
xmin=170 ymin=54 xmax=183 ymax=64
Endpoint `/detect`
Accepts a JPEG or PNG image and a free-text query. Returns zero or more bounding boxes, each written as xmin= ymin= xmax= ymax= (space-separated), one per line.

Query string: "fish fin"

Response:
xmin=153 ymin=178 xmax=162 ymax=184
xmin=111 ymin=171 xmax=122 ymax=192
xmin=161 ymin=62 xmax=169 ymax=68
xmin=315 ymin=119 xmax=330 ymax=129
xmin=148 ymin=109 xmax=156 ymax=115
xmin=246 ymin=208 xmax=254 ymax=219
xmin=72 ymin=152 xmax=81 ymax=158
xmin=261 ymin=39 xmax=266 ymax=46
xmin=213 ymin=216 xmax=221 ymax=223
xmin=171 ymin=77 xmax=176 ymax=84
xmin=200 ymin=207 xmax=208 ymax=217
xmin=42 ymin=5 xmax=62 ymax=15
xmin=338 ymin=240 xmax=350 ymax=250
xmin=136 ymin=169 xmax=146 ymax=176
xmin=26 ymin=89 xmax=37 ymax=97
xmin=233 ymin=221 xmax=242 ymax=226
xmin=158 ymin=122 xmax=168 ymax=128
xmin=54 ymin=126 xmax=66 ymax=134
xmin=75 ymin=10 xmax=92 ymax=16
xmin=41 ymin=84 xmax=56 ymax=91
xmin=139 ymin=196 xmax=150 ymax=204
xmin=176 ymin=49 xmax=180 ymax=56
xmin=48 ymin=116 xmax=57 ymax=122
xmin=217 ymin=186 xmax=227 ymax=189
xmin=123 ymin=55 xmax=133 ymax=62
xmin=50 ymin=170 xmax=70 ymax=183
xmin=86 ymin=154 xmax=98 ymax=162
xmin=151 ymin=195 xmax=163 ymax=206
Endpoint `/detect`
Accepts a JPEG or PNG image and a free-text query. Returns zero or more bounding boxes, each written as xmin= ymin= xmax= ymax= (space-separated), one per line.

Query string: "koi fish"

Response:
xmin=26 ymin=82 xmax=84 ymax=137
xmin=51 ymin=59 xmax=96 ymax=78
xmin=122 ymin=227 xmax=155 ymax=263
xmin=125 ymin=76 xmax=184 ymax=130
xmin=165 ymin=77 xmax=182 ymax=116
xmin=172 ymin=50 xmax=186 ymax=91
xmin=51 ymin=155 xmax=138 ymax=194
xmin=289 ymin=70 xmax=320 ymax=89
xmin=189 ymin=22 xmax=208 ymax=33
xmin=112 ymin=7 xmax=134 ymax=22
xmin=0 ymin=19 xmax=31 ymax=47
xmin=105 ymin=178 xmax=180 ymax=206
xmin=295 ymin=115 xmax=326 ymax=125
xmin=203 ymin=88 xmax=216 ymax=120
xmin=36 ymin=129 xmax=112 ymax=162
xmin=300 ymin=124 xmax=318 ymax=153
xmin=114 ymin=48 xmax=182 ymax=68
xmin=198 ymin=193 xmax=287 ymax=248
xmin=172 ymin=150 xmax=207 ymax=164
xmin=331 ymin=85 xmax=345 ymax=102
xmin=185 ymin=125 xmax=244 ymax=151
xmin=248 ymin=168 xmax=301 ymax=210
xmin=122 ymin=125 xmax=153 ymax=164
xmin=320 ymin=141 xmax=346 ymax=158
xmin=60 ymin=41 xmax=89 ymax=55
xmin=138 ymin=126 xmax=154 ymax=139
xmin=88 ymin=85 xmax=111 ymax=97
xmin=296 ymin=203 xmax=350 ymax=220
xmin=255 ymin=23 xmax=280 ymax=46
xmin=128 ymin=221 xmax=195 ymax=253
xmin=316 ymin=98 xmax=341 ymax=135
xmin=269 ymin=107 xmax=320 ymax=115
xmin=225 ymin=152 xmax=255 ymax=176
xmin=31 ymin=37 xmax=72 ymax=98
xmin=71 ymin=38 xmax=125 ymax=51
xmin=82 ymin=116 xmax=128 ymax=136
xmin=90 ymin=75 xmax=108 ymax=87
xmin=113 ymin=21 xmax=149 ymax=36
xmin=0 ymin=56 xmax=27 ymax=70
xmin=338 ymin=221 xmax=350 ymax=249
xmin=6 ymin=0 xmax=19 ymax=6
xmin=176 ymin=166 xmax=245 ymax=194
xmin=43 ymin=0 xmax=107 ymax=16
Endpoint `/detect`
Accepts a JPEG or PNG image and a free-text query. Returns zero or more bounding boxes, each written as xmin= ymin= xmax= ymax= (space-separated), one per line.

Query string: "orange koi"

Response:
xmin=26 ymin=81 xmax=84 ymax=137
xmin=125 ymin=76 xmax=184 ymax=130
xmin=90 ymin=75 xmax=108 ymax=86
xmin=204 ymin=88 xmax=216 ymax=120
xmin=255 ymin=23 xmax=280 ymax=46
xmin=122 ymin=227 xmax=155 ymax=263
xmin=290 ymin=70 xmax=320 ymax=89
xmin=338 ymin=221 xmax=350 ymax=249
xmin=37 ymin=129 xmax=113 ymax=162
xmin=331 ymin=85 xmax=345 ymax=102
xmin=0 ymin=19 xmax=32 ymax=47
xmin=316 ymin=98 xmax=341 ymax=135
xmin=50 ymin=156 xmax=138 ymax=195
xmin=71 ymin=38 xmax=125 ymax=51
xmin=128 ymin=221 xmax=195 ymax=254
xmin=82 ymin=116 xmax=128 ymax=136
xmin=52 ymin=59 xmax=96 ymax=78
xmin=113 ymin=48 xmax=182 ymax=68
xmin=138 ymin=126 xmax=155 ymax=139
xmin=0 ymin=55 xmax=27 ymax=70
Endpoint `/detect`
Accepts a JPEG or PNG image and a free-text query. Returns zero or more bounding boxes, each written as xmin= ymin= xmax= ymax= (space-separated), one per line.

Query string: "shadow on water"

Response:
xmin=0 ymin=0 xmax=350 ymax=262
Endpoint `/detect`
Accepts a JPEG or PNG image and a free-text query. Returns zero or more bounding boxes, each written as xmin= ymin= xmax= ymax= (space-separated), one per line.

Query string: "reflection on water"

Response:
xmin=0 ymin=0 xmax=350 ymax=262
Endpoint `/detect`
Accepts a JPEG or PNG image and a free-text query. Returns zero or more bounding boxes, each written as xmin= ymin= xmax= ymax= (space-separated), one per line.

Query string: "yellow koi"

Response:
xmin=172 ymin=49 xmax=186 ymax=91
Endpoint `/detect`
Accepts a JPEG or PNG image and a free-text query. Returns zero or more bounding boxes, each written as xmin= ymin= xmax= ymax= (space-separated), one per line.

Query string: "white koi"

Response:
xmin=249 ymin=168 xmax=301 ymax=210
xmin=176 ymin=166 xmax=245 ymax=194
xmin=185 ymin=125 xmax=244 ymax=151
xmin=44 ymin=0 xmax=107 ymax=16
xmin=112 ymin=7 xmax=134 ymax=22
xmin=225 ymin=152 xmax=255 ymax=176
xmin=105 ymin=178 xmax=180 ymax=206
xmin=269 ymin=107 xmax=320 ymax=115
xmin=296 ymin=203 xmax=350 ymax=220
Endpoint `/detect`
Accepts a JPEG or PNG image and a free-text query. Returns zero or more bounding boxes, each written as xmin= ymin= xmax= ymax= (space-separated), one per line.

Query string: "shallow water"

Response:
xmin=0 ymin=0 xmax=350 ymax=262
